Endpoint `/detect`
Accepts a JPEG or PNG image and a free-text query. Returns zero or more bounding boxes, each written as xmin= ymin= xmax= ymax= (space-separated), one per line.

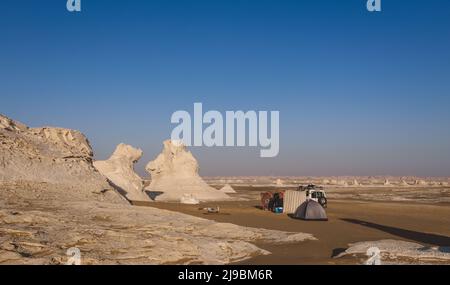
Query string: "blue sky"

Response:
xmin=1 ymin=0 xmax=450 ymax=177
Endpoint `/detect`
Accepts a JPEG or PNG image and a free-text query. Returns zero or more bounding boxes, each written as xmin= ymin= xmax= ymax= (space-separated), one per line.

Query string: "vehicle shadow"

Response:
xmin=341 ymin=218 xmax=450 ymax=247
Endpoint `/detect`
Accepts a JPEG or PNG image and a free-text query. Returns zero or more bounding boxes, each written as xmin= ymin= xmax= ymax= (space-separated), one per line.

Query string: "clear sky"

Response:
xmin=1 ymin=0 xmax=450 ymax=177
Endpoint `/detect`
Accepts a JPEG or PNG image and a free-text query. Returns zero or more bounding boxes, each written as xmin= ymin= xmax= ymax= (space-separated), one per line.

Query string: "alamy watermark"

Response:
xmin=67 ymin=0 xmax=81 ymax=12
xmin=171 ymin=103 xmax=280 ymax=158
xmin=67 ymin=1 xmax=380 ymax=13
xmin=365 ymin=247 xmax=381 ymax=265
xmin=66 ymin=247 xmax=81 ymax=265
xmin=367 ymin=0 xmax=382 ymax=12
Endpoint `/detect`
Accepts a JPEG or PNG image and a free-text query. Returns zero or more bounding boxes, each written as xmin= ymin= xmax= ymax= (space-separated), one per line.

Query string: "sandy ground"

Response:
xmin=143 ymin=187 xmax=450 ymax=265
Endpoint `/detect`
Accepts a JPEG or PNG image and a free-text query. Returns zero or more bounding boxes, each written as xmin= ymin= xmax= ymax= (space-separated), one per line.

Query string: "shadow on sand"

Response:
xmin=341 ymin=218 xmax=450 ymax=247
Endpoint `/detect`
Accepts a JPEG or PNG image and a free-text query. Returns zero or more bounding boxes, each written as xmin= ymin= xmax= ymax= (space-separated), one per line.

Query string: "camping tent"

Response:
xmin=293 ymin=200 xmax=328 ymax=221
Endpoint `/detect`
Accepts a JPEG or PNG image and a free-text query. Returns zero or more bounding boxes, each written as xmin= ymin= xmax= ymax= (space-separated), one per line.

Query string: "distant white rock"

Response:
xmin=352 ymin=179 xmax=360 ymax=186
xmin=145 ymin=140 xmax=230 ymax=202
xmin=415 ymin=180 xmax=428 ymax=186
xmin=220 ymin=184 xmax=237 ymax=194
xmin=384 ymin=179 xmax=391 ymax=186
xmin=400 ymin=180 xmax=410 ymax=186
xmin=94 ymin=144 xmax=150 ymax=202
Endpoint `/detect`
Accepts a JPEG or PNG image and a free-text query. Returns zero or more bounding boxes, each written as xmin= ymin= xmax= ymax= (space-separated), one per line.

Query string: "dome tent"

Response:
xmin=292 ymin=200 xmax=328 ymax=221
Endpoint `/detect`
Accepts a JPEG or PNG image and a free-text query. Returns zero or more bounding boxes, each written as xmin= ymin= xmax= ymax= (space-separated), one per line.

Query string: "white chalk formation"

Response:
xmin=220 ymin=184 xmax=237 ymax=194
xmin=145 ymin=140 xmax=230 ymax=202
xmin=0 ymin=114 xmax=123 ymax=203
xmin=180 ymin=194 xmax=200 ymax=204
xmin=400 ymin=180 xmax=410 ymax=186
xmin=94 ymin=144 xmax=150 ymax=202
xmin=415 ymin=180 xmax=428 ymax=186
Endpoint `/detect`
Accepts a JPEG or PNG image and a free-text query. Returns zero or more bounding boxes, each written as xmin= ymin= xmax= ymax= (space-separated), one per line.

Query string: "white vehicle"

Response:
xmin=298 ymin=184 xmax=328 ymax=208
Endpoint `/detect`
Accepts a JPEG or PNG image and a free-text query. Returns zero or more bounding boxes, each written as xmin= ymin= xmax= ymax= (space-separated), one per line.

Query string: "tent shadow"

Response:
xmin=341 ymin=218 xmax=450 ymax=247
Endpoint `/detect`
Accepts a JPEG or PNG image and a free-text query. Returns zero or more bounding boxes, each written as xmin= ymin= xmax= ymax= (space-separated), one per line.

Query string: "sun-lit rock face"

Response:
xmin=0 ymin=114 xmax=124 ymax=203
xmin=145 ymin=140 xmax=230 ymax=202
xmin=94 ymin=144 xmax=150 ymax=202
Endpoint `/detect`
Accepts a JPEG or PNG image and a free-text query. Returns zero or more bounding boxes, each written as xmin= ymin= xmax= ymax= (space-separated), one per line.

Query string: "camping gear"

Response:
xmin=283 ymin=190 xmax=307 ymax=214
xmin=260 ymin=192 xmax=273 ymax=210
xmin=274 ymin=207 xmax=283 ymax=214
xmin=199 ymin=206 xmax=220 ymax=213
xmin=268 ymin=192 xmax=283 ymax=212
xmin=260 ymin=191 xmax=285 ymax=212
xmin=293 ymin=200 xmax=328 ymax=221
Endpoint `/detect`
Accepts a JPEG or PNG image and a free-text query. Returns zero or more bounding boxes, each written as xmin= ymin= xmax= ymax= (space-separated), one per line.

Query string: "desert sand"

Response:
xmin=148 ymin=185 xmax=450 ymax=264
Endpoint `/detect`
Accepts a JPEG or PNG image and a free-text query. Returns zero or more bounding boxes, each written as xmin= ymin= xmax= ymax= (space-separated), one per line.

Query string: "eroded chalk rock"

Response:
xmin=220 ymin=184 xmax=237 ymax=194
xmin=0 ymin=114 xmax=124 ymax=204
xmin=94 ymin=144 xmax=150 ymax=202
xmin=145 ymin=140 xmax=230 ymax=202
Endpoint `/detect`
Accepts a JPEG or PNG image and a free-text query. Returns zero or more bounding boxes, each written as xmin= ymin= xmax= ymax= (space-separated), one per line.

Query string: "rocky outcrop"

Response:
xmin=145 ymin=140 xmax=230 ymax=202
xmin=415 ymin=180 xmax=428 ymax=186
xmin=0 ymin=182 xmax=315 ymax=265
xmin=94 ymin=144 xmax=150 ymax=202
xmin=220 ymin=184 xmax=237 ymax=194
xmin=0 ymin=114 xmax=124 ymax=204
xmin=400 ymin=180 xmax=410 ymax=186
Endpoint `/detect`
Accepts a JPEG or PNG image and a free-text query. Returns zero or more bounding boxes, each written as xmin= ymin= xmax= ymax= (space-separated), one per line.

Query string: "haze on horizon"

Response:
xmin=1 ymin=0 xmax=450 ymax=177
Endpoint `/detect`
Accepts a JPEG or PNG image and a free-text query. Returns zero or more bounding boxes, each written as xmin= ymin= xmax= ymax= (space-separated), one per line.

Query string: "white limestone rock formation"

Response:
xmin=94 ymin=144 xmax=150 ymax=202
xmin=400 ymin=180 xmax=410 ymax=186
xmin=352 ymin=179 xmax=360 ymax=186
xmin=0 ymin=114 xmax=124 ymax=203
xmin=220 ymin=184 xmax=237 ymax=194
xmin=440 ymin=181 xmax=449 ymax=186
xmin=415 ymin=180 xmax=428 ymax=186
xmin=145 ymin=140 xmax=230 ymax=202
xmin=384 ymin=179 xmax=391 ymax=186
xmin=337 ymin=180 xmax=348 ymax=187
xmin=180 ymin=194 xmax=200 ymax=204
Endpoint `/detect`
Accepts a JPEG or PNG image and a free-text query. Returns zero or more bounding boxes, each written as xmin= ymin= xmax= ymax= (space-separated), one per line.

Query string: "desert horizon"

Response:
xmin=1 ymin=112 xmax=449 ymax=265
